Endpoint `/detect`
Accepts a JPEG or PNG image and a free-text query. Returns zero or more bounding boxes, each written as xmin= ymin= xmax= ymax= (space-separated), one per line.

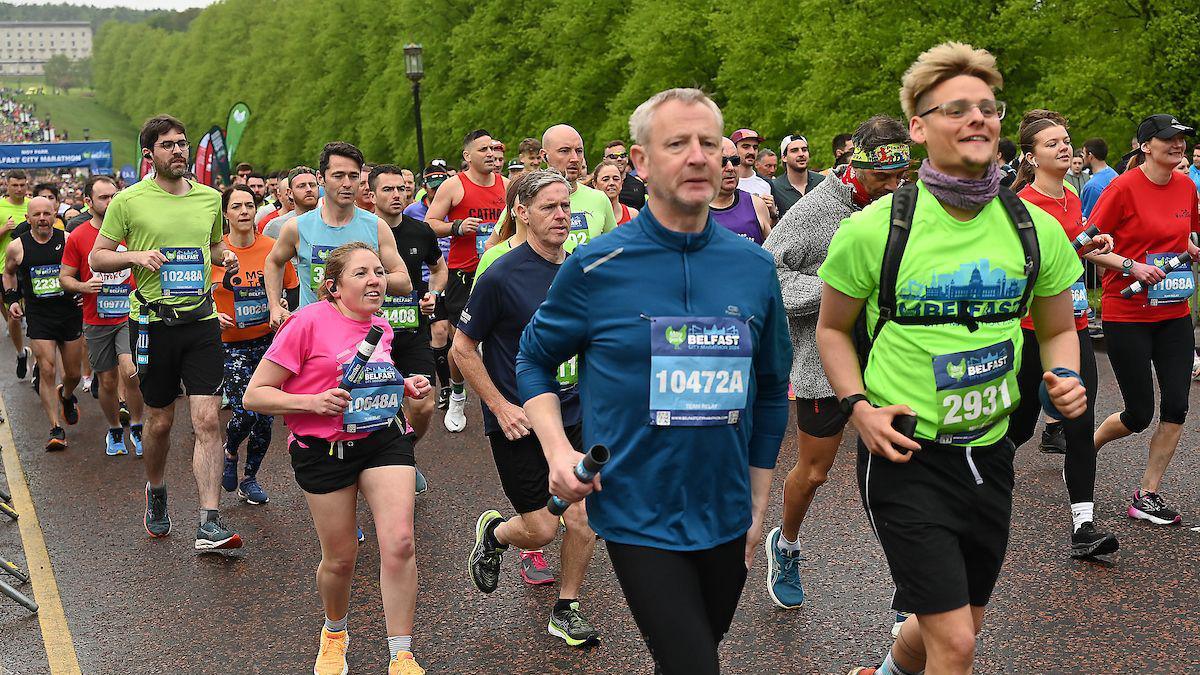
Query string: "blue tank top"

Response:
xmin=710 ymin=190 xmax=763 ymax=245
xmin=295 ymin=207 xmax=380 ymax=307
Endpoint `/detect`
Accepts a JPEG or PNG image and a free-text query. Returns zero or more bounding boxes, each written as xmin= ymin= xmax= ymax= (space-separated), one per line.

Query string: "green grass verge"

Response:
xmin=2 ymin=77 xmax=138 ymax=170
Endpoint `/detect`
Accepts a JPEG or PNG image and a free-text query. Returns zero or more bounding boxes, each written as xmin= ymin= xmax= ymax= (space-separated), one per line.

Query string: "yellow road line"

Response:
xmin=0 ymin=394 xmax=81 ymax=675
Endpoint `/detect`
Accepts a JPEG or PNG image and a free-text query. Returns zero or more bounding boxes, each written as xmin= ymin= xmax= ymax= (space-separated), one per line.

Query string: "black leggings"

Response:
xmin=607 ymin=535 xmax=747 ymax=675
xmin=1007 ymin=328 xmax=1098 ymax=503
xmin=1103 ymin=316 xmax=1194 ymax=432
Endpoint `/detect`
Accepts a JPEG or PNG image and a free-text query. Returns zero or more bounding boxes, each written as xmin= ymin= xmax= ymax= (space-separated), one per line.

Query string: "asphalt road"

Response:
xmin=1 ymin=337 xmax=1199 ymax=674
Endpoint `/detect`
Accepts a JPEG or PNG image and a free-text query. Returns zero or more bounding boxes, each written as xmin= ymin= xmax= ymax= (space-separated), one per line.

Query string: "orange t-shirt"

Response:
xmin=213 ymin=233 xmax=298 ymax=343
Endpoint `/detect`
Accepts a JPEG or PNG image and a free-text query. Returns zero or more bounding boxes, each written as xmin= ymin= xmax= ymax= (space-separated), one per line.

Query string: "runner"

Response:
xmin=474 ymin=176 xmax=524 ymax=282
xmin=588 ymin=159 xmax=638 ymax=225
xmin=264 ymin=166 xmax=318 ymax=240
xmin=404 ymin=165 xmax=454 ymax=410
xmin=516 ymin=89 xmax=792 ymax=674
xmin=755 ymin=149 xmax=778 ymax=178
xmin=2 ymin=195 xmax=84 ymax=450
xmin=761 ymin=115 xmax=911 ymax=611
xmin=371 ymin=164 xmax=446 ymax=452
xmin=90 ymin=114 xmax=243 ymax=551
xmin=246 ymin=173 xmax=267 ymax=204
xmin=213 ymin=184 xmax=299 ymax=506
xmin=423 ymin=129 xmax=506 ymax=433
xmin=459 ymin=169 xmax=600 ymax=647
xmin=0 ymin=170 xmax=29 ymax=378
xmin=711 ymin=137 xmax=772 ymax=244
xmin=243 ymin=242 xmax=430 ymax=675
xmin=59 ymin=174 xmax=145 ymax=457
xmin=517 ymin=137 xmax=542 ymax=172
xmin=770 ymin=133 xmax=826 ymax=217
xmin=256 ymin=175 xmax=292 ymax=232
xmin=1089 ymin=114 xmax=1199 ymax=526
xmin=356 ymin=163 xmax=376 ymax=213
xmin=606 ymin=140 xmax=646 ymax=210
xmin=819 ymin=44 xmax=1086 ymax=675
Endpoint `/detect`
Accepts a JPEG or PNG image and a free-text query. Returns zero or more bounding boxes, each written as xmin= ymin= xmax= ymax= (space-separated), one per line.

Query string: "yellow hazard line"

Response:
xmin=0 ymin=394 xmax=81 ymax=675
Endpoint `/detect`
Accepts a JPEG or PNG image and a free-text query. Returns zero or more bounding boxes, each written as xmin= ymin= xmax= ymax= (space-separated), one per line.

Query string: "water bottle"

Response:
xmin=1121 ymin=252 xmax=1192 ymax=298
xmin=136 ymin=310 xmax=150 ymax=369
xmin=340 ymin=325 xmax=384 ymax=389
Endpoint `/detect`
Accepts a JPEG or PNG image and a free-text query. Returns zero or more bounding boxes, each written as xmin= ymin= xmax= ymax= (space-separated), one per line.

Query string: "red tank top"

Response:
xmin=617 ymin=203 xmax=632 ymax=225
xmin=447 ymin=172 xmax=506 ymax=272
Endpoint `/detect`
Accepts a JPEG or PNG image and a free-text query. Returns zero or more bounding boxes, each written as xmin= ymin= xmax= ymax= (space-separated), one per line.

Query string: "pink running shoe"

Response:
xmin=519 ymin=549 xmax=555 ymax=585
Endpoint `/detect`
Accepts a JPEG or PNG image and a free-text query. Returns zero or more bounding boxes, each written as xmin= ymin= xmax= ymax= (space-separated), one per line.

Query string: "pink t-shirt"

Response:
xmin=263 ymin=300 xmax=396 ymax=442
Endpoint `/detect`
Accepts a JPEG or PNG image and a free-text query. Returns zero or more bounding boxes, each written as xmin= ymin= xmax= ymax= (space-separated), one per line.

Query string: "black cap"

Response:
xmin=1136 ymin=114 xmax=1195 ymax=144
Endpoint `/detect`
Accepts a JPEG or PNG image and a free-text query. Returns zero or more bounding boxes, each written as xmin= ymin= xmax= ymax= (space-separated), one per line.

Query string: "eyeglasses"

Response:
xmin=604 ymin=152 xmax=628 ymax=160
xmin=918 ymin=99 xmax=1006 ymax=121
xmin=722 ymin=155 xmax=742 ymax=167
xmin=155 ymin=140 xmax=190 ymax=152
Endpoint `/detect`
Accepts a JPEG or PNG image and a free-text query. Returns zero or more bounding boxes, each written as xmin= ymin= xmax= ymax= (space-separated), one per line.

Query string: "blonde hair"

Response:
xmin=899 ymin=42 xmax=1003 ymax=120
xmin=629 ymin=88 xmax=723 ymax=147
xmin=318 ymin=241 xmax=381 ymax=302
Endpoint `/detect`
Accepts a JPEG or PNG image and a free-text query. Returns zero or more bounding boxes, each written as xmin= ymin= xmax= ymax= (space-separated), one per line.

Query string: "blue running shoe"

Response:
xmin=357 ymin=526 xmax=366 ymax=543
xmin=105 ymin=428 xmax=127 ymax=456
xmin=237 ymin=477 xmax=269 ymax=505
xmin=130 ymin=426 xmax=144 ymax=457
xmin=221 ymin=454 xmax=238 ymax=492
xmin=765 ymin=527 xmax=805 ymax=609
xmin=415 ymin=467 xmax=428 ymax=496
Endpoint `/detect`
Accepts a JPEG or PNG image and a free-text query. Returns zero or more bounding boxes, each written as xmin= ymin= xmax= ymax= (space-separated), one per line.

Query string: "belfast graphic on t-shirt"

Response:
xmin=897 ymin=259 xmax=1026 ymax=318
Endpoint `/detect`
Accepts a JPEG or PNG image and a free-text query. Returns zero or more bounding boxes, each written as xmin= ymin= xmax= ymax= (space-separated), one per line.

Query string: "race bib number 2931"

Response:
xmin=931 ymin=340 xmax=1016 ymax=444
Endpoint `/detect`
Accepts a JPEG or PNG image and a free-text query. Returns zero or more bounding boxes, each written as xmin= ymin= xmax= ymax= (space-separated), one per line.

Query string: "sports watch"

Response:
xmin=839 ymin=393 xmax=870 ymax=417
xmin=1121 ymin=257 xmax=1134 ymax=277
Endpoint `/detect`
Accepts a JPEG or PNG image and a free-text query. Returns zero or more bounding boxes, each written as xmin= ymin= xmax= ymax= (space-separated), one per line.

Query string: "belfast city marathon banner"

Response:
xmin=0 ymin=141 xmax=114 ymax=173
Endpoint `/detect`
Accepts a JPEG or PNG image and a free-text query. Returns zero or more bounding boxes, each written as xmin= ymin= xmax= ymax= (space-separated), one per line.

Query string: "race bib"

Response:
xmin=232 ymin=286 xmax=269 ymax=328
xmin=566 ymin=212 xmax=590 ymax=249
xmin=1069 ymin=277 xmax=1088 ymax=317
xmin=474 ymin=221 xmax=496 ymax=257
xmin=97 ymin=277 xmax=132 ymax=318
xmin=1146 ymin=252 xmax=1193 ymax=305
xmin=309 ymin=244 xmax=337 ymax=293
xmin=380 ymin=292 xmax=420 ymax=330
xmin=342 ymin=362 xmax=404 ymax=434
xmin=556 ymin=355 xmax=579 ymax=387
xmin=932 ymin=340 xmax=1016 ymax=444
xmin=159 ymin=247 xmax=205 ymax=297
xmin=649 ymin=316 xmax=751 ymax=426
xmin=30 ymin=264 xmax=63 ymax=298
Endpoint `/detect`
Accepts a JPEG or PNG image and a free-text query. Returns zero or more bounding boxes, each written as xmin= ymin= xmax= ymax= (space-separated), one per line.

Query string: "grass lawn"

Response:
xmin=2 ymin=76 xmax=138 ymax=170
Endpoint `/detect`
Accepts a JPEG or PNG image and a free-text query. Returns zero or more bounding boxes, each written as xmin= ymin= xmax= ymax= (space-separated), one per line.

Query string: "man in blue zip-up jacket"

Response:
xmin=515 ymin=88 xmax=792 ymax=675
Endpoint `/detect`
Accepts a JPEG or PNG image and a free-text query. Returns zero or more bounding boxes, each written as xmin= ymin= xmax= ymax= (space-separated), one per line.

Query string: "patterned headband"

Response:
xmin=850 ymin=143 xmax=911 ymax=170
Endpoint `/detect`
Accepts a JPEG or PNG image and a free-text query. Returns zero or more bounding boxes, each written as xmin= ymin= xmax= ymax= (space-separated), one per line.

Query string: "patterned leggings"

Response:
xmin=223 ymin=334 xmax=274 ymax=478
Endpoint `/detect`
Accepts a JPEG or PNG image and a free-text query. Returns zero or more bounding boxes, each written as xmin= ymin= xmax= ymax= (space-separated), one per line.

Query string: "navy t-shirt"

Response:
xmin=458 ymin=242 xmax=581 ymax=435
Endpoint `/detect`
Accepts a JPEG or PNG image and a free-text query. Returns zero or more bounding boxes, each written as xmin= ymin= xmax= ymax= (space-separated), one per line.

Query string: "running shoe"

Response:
xmin=892 ymin=611 xmax=911 ymax=638
xmin=105 ymin=428 xmax=127 ymax=456
xmin=414 ymin=467 xmax=428 ymax=496
xmin=118 ymin=400 xmax=130 ymax=426
xmin=144 ymin=484 xmax=171 ymax=537
xmin=1070 ymin=522 xmax=1119 ymax=558
xmin=547 ymin=601 xmax=599 ymax=647
xmin=238 ymin=477 xmax=269 ymax=505
xmin=195 ymin=514 xmax=243 ymax=551
xmin=313 ymin=627 xmax=349 ymax=675
xmin=388 ymin=653 xmax=427 ymax=672
xmin=15 ymin=346 xmax=29 ymax=379
xmin=130 ymin=425 xmax=143 ymax=457
xmin=1038 ymin=422 xmax=1066 ymax=454
xmin=388 ymin=652 xmax=425 ymax=675
xmin=468 ymin=509 xmax=506 ymax=593
xmin=45 ymin=426 xmax=66 ymax=451
xmin=357 ymin=526 xmax=366 ymax=543
xmin=435 ymin=386 xmax=450 ymax=410
xmin=221 ymin=454 xmax=238 ymax=492
xmin=444 ymin=392 xmax=467 ymax=432
xmin=81 ymin=375 xmax=93 ymax=396
xmin=764 ymin=527 xmax=804 ymax=609
xmin=1128 ymin=489 xmax=1181 ymax=526
xmin=58 ymin=385 xmax=78 ymax=425
xmin=519 ymin=549 xmax=555 ymax=585
xmin=30 ymin=361 xmax=39 ymax=391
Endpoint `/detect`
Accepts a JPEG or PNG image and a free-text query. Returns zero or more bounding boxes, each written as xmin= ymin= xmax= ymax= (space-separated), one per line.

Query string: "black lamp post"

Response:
xmin=404 ymin=44 xmax=426 ymax=171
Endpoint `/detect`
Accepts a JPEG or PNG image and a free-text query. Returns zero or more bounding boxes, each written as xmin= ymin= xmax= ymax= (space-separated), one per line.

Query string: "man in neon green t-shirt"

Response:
xmin=820 ymin=44 xmax=1086 ymax=675
xmin=0 ymin=170 xmax=30 ymax=377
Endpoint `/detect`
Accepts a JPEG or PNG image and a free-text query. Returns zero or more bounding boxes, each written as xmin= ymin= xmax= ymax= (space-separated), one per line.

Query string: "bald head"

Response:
xmin=542 ymin=124 xmax=585 ymax=183
xmin=26 ymin=196 xmax=54 ymax=229
xmin=722 ymin=137 xmax=736 ymax=155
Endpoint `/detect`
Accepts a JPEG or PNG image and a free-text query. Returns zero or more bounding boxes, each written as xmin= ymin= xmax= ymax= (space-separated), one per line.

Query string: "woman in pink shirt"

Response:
xmin=244 ymin=241 xmax=431 ymax=675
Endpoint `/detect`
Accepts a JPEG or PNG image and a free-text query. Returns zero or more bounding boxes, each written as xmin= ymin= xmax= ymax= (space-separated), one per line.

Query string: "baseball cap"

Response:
xmin=506 ymin=159 xmax=524 ymax=172
xmin=730 ymin=128 xmax=763 ymax=145
xmin=779 ymin=133 xmax=807 ymax=155
xmin=423 ymin=164 xmax=448 ymax=188
xmin=1136 ymin=114 xmax=1195 ymax=144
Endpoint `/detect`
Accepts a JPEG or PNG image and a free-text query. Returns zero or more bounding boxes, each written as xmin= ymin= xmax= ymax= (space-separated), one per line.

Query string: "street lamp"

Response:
xmin=404 ymin=43 xmax=426 ymax=171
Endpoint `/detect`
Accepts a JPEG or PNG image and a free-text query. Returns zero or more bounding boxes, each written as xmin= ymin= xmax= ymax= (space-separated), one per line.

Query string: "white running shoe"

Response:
xmin=444 ymin=392 xmax=467 ymax=432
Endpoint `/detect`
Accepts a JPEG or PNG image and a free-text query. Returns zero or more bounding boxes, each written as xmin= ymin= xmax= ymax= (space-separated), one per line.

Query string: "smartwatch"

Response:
xmin=839 ymin=393 xmax=870 ymax=417
xmin=1121 ymin=257 xmax=1133 ymax=277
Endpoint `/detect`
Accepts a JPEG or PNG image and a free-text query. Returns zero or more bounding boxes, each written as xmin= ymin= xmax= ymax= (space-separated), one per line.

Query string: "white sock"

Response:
xmin=387 ymin=635 xmax=412 ymax=658
xmin=1071 ymin=502 xmax=1094 ymax=532
xmin=776 ymin=533 xmax=802 ymax=553
xmin=324 ymin=614 xmax=348 ymax=633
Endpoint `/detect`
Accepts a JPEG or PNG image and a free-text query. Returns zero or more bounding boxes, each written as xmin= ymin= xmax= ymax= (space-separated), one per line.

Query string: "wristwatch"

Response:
xmin=1121 ymin=257 xmax=1133 ymax=277
xmin=839 ymin=393 xmax=870 ymax=417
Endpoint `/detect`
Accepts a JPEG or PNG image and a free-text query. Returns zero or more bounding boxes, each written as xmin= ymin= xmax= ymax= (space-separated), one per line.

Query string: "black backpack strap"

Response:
xmin=995 ymin=186 xmax=1040 ymax=317
xmin=873 ymin=182 xmax=918 ymax=341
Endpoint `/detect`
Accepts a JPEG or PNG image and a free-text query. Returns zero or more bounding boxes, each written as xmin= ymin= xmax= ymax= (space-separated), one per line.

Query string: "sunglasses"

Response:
xmin=604 ymin=152 xmax=628 ymax=160
xmin=722 ymin=155 xmax=742 ymax=167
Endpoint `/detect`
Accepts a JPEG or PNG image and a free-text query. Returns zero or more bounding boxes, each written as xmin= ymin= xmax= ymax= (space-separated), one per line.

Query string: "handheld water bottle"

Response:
xmin=340 ymin=325 xmax=385 ymax=389
xmin=547 ymin=445 xmax=611 ymax=516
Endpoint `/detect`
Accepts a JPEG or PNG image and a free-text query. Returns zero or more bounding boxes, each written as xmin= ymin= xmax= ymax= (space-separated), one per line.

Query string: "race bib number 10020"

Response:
xmin=649 ymin=316 xmax=752 ymax=427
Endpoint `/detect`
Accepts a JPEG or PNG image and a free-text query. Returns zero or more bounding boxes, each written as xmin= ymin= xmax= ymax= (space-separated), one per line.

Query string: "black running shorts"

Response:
xmin=289 ymin=421 xmax=416 ymax=494
xmin=26 ymin=307 xmax=83 ymax=343
xmin=390 ymin=324 xmax=435 ymax=380
xmin=794 ymin=397 xmax=849 ymax=438
xmin=127 ymin=317 xmax=224 ymax=407
xmin=488 ymin=423 xmax=583 ymax=514
xmin=445 ymin=268 xmax=474 ymax=327
xmin=857 ymin=437 xmax=1015 ymax=614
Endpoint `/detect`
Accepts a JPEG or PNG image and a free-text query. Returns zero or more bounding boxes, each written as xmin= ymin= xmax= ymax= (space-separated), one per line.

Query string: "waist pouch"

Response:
xmin=135 ymin=290 xmax=214 ymax=326
xmin=291 ymin=419 xmax=399 ymax=460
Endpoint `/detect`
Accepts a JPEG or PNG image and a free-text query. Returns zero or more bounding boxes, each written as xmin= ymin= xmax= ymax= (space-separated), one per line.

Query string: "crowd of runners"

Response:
xmin=1 ymin=42 xmax=1199 ymax=675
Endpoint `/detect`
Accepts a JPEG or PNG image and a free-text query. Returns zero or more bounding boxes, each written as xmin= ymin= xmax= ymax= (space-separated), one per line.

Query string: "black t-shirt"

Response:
xmin=457 ymin=243 xmax=581 ymax=436
xmin=619 ymin=173 xmax=646 ymax=209
xmin=66 ymin=211 xmax=92 ymax=233
xmin=17 ymin=229 xmax=80 ymax=317
xmin=389 ymin=214 xmax=441 ymax=296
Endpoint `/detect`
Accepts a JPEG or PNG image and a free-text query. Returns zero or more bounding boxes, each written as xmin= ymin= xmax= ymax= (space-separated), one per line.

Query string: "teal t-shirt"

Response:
xmin=819 ymin=181 xmax=1081 ymax=446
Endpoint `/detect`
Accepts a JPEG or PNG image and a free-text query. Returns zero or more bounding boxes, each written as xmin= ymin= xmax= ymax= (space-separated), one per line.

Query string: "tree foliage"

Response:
xmin=91 ymin=0 xmax=1200 ymax=171
xmin=41 ymin=54 xmax=90 ymax=92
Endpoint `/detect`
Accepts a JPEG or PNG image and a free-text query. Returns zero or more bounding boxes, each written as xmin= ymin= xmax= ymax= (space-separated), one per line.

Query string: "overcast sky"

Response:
xmin=7 ymin=0 xmax=216 ymax=9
